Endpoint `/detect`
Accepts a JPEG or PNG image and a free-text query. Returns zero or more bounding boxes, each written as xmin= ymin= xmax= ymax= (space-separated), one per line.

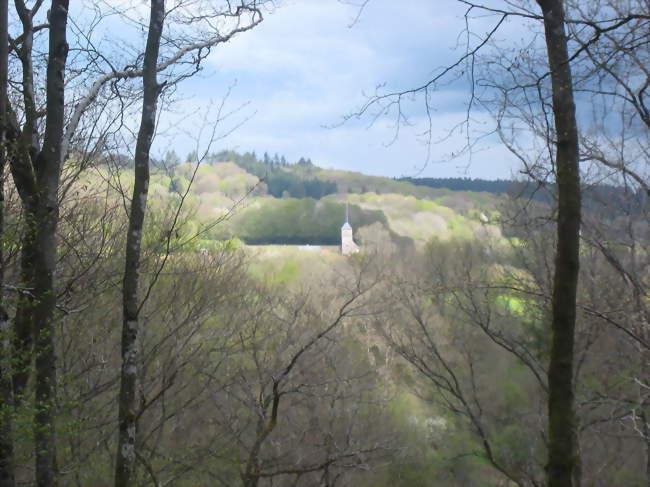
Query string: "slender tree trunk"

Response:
xmin=2 ymin=2 xmax=69 ymax=485
xmin=11 ymin=222 xmax=36 ymax=399
xmin=114 ymin=2 xmax=164 ymax=486
xmin=11 ymin=1 xmax=43 ymax=403
xmin=30 ymin=2 xmax=70 ymax=486
xmin=632 ymin=274 xmax=650 ymax=487
xmin=537 ymin=1 xmax=581 ymax=487
xmin=0 ymin=0 xmax=15 ymax=483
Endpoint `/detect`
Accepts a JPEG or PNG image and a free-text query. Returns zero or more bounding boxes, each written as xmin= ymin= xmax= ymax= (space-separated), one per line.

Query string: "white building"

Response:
xmin=341 ymin=203 xmax=360 ymax=255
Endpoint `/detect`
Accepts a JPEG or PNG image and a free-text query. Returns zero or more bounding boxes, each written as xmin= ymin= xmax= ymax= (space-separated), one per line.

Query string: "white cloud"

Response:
xmin=157 ymin=0 xmax=524 ymax=179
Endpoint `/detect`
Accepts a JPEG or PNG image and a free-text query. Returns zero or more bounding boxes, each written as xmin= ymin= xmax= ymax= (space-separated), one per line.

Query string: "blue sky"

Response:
xmin=155 ymin=0 xmax=523 ymax=179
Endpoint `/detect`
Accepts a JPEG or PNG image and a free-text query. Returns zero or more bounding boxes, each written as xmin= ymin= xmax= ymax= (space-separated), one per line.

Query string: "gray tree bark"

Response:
xmin=537 ymin=1 xmax=582 ymax=486
xmin=0 ymin=0 xmax=15 ymax=484
xmin=10 ymin=0 xmax=39 ymax=403
xmin=32 ymin=2 xmax=69 ymax=486
xmin=3 ymin=1 xmax=70 ymax=485
xmin=114 ymin=2 xmax=165 ymax=486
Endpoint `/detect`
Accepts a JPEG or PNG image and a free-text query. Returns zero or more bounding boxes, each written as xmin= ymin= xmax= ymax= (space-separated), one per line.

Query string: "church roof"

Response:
xmin=342 ymin=222 xmax=352 ymax=230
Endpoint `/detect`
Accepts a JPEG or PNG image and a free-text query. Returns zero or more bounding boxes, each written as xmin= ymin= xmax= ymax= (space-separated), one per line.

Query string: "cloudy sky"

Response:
xmin=157 ymin=0 xmax=523 ymax=179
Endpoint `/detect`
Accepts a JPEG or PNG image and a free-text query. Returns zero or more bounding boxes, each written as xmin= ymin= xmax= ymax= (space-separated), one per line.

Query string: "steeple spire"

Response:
xmin=341 ymin=199 xmax=359 ymax=255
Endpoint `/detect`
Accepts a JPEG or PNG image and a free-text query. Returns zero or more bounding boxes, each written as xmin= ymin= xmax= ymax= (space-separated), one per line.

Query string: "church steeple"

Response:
xmin=341 ymin=200 xmax=359 ymax=255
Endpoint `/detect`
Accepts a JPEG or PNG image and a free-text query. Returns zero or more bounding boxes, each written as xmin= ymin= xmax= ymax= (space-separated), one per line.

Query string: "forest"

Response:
xmin=0 ymin=1 xmax=648 ymax=487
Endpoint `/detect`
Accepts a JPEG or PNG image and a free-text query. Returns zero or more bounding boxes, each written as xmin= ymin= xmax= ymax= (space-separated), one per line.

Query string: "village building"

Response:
xmin=341 ymin=203 xmax=360 ymax=255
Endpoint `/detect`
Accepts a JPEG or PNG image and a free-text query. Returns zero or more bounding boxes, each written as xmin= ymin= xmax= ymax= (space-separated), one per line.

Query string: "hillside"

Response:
xmin=82 ymin=150 xmax=507 ymax=251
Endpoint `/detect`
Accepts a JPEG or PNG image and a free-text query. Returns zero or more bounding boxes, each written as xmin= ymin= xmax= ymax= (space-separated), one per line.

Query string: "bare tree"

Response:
xmin=199 ymin=260 xmax=393 ymax=487
xmin=3 ymin=3 xmax=71 ymax=486
xmin=0 ymin=0 xmax=13 ymax=484
xmin=346 ymin=1 xmax=646 ymax=484
xmin=115 ymin=2 xmax=165 ymax=486
xmin=1 ymin=1 xmax=268 ymax=484
xmin=535 ymin=2 xmax=582 ymax=485
xmin=377 ymin=237 xmax=547 ymax=487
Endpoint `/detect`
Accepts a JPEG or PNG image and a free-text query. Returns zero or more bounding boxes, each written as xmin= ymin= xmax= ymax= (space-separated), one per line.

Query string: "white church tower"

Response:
xmin=341 ymin=202 xmax=360 ymax=255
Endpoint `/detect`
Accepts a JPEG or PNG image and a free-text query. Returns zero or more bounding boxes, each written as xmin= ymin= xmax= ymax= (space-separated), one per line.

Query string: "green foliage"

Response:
xmin=214 ymin=149 xmax=338 ymax=199
xmin=83 ymin=151 xmax=507 ymax=252
xmin=222 ymin=198 xmax=387 ymax=245
xmin=338 ymin=192 xmax=494 ymax=245
xmin=402 ymin=176 xmax=517 ymax=194
xmin=495 ymin=295 xmax=527 ymax=316
xmin=446 ymin=214 xmax=474 ymax=239
xmin=269 ymin=258 xmax=301 ymax=284
xmin=314 ymin=168 xmax=443 ymax=199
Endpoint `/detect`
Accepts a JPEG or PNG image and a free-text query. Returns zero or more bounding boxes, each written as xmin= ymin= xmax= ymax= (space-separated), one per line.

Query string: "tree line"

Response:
xmin=214 ymin=150 xmax=339 ymax=199
xmin=403 ymin=177 xmax=648 ymax=215
xmin=225 ymin=199 xmax=390 ymax=245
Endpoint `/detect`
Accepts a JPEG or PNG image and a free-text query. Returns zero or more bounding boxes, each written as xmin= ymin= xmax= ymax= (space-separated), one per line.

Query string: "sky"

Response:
xmin=155 ymin=0 xmax=525 ymax=180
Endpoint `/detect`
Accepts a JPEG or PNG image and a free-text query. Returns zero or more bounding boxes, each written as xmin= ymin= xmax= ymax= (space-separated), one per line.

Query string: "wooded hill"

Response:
xmin=127 ymin=149 xmax=505 ymax=247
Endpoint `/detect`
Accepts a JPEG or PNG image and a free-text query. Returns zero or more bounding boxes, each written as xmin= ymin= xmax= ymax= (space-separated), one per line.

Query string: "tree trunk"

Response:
xmin=31 ymin=2 xmax=69 ymax=486
xmin=536 ymin=1 xmax=581 ymax=487
xmin=0 ymin=0 xmax=15 ymax=483
xmin=11 ymin=228 xmax=36 ymax=399
xmin=4 ymin=2 xmax=69 ymax=485
xmin=9 ymin=0 xmax=41 ymax=401
xmin=114 ymin=2 xmax=164 ymax=486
